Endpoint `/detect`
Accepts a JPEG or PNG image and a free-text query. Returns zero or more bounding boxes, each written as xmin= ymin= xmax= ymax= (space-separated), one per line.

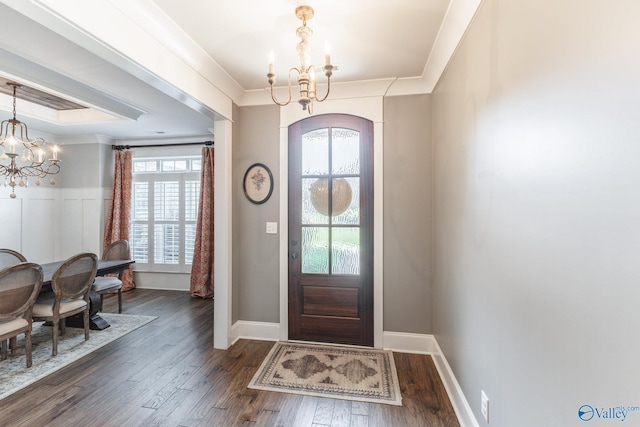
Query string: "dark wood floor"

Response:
xmin=0 ymin=289 xmax=460 ymax=427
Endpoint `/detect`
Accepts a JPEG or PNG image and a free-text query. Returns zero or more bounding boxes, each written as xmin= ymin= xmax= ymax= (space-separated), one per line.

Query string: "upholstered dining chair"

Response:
xmin=92 ymin=240 xmax=129 ymax=314
xmin=32 ymin=253 xmax=97 ymax=357
xmin=0 ymin=250 xmax=28 ymax=346
xmin=0 ymin=249 xmax=29 ymax=355
xmin=0 ymin=262 xmax=43 ymax=368
xmin=0 ymin=248 xmax=27 ymax=269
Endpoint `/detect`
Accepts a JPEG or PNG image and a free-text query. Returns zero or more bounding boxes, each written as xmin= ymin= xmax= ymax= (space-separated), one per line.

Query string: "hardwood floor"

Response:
xmin=0 ymin=289 xmax=460 ymax=427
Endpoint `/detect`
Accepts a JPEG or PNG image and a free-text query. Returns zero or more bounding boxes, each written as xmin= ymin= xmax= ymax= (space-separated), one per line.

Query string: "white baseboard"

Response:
xmin=383 ymin=331 xmax=439 ymax=354
xmin=230 ymin=321 xmax=280 ymax=346
xmin=134 ymin=285 xmax=190 ymax=291
xmin=431 ymin=339 xmax=480 ymax=427
xmin=132 ymin=271 xmax=190 ymax=291
xmin=230 ymin=325 xmax=478 ymax=427
xmin=383 ymin=331 xmax=478 ymax=427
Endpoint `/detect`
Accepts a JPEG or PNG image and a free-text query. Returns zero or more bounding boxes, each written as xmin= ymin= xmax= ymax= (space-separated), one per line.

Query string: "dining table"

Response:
xmin=40 ymin=259 xmax=135 ymax=330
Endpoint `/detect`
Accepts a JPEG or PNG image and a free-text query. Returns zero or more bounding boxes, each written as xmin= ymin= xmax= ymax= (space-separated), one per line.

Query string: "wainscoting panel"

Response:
xmin=0 ymin=198 xmax=22 ymax=250
xmin=61 ymin=199 xmax=83 ymax=258
xmin=23 ymin=197 xmax=57 ymax=263
xmin=0 ymin=190 xmax=57 ymax=263
xmin=82 ymin=198 xmax=101 ymax=253
xmin=57 ymin=189 xmax=108 ymax=260
xmin=1 ymin=188 xmax=108 ymax=263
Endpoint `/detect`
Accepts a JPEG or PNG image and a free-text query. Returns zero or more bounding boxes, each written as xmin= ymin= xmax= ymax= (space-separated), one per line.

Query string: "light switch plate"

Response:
xmin=266 ymin=222 xmax=278 ymax=234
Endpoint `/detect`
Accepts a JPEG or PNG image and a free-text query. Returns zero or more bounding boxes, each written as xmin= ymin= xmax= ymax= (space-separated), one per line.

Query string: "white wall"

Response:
xmin=432 ymin=1 xmax=640 ymax=426
xmin=58 ymin=187 xmax=110 ymax=260
xmin=0 ymin=186 xmax=109 ymax=263
xmin=0 ymin=187 xmax=57 ymax=263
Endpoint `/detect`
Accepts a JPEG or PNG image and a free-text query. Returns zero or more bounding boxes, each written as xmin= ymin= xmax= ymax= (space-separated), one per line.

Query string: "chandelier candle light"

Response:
xmin=267 ymin=5 xmax=334 ymax=113
xmin=0 ymin=82 xmax=61 ymax=198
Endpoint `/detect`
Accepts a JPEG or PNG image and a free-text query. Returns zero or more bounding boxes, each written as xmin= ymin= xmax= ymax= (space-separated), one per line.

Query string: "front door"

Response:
xmin=288 ymin=114 xmax=373 ymax=346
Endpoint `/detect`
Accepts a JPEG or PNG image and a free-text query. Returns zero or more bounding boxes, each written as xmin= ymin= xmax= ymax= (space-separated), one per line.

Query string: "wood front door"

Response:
xmin=288 ymin=114 xmax=373 ymax=346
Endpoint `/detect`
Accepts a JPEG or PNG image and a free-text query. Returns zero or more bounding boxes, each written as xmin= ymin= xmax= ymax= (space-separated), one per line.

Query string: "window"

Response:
xmin=131 ymin=157 xmax=201 ymax=272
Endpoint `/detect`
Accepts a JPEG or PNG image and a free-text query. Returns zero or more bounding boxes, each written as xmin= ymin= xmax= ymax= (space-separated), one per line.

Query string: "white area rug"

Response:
xmin=248 ymin=341 xmax=402 ymax=406
xmin=0 ymin=313 xmax=156 ymax=401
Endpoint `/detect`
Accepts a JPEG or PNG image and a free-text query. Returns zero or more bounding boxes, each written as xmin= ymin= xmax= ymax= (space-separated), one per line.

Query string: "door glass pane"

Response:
xmin=302 ymin=227 xmax=329 ymax=274
xmin=303 ymin=178 xmax=329 ymax=224
xmin=332 ymin=227 xmax=360 ymax=274
xmin=332 ymin=128 xmax=360 ymax=174
xmin=302 ymin=129 xmax=329 ymax=175
xmin=332 ymin=177 xmax=360 ymax=225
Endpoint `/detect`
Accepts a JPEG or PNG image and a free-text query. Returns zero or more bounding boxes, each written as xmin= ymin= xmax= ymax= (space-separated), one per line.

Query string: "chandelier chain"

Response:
xmin=11 ymin=85 xmax=16 ymax=118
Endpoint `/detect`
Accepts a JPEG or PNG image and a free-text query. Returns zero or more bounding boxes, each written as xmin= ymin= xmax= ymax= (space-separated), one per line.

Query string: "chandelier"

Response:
xmin=267 ymin=5 xmax=334 ymax=113
xmin=0 ymin=82 xmax=61 ymax=198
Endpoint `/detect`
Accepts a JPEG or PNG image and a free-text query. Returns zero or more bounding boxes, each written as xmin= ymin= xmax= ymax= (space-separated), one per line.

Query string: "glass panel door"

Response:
xmin=301 ymin=128 xmax=361 ymax=275
xmin=288 ymin=114 xmax=374 ymax=346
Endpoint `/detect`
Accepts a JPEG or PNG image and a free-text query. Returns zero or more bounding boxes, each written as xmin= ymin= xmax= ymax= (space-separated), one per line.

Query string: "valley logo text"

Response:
xmin=578 ymin=404 xmax=640 ymax=422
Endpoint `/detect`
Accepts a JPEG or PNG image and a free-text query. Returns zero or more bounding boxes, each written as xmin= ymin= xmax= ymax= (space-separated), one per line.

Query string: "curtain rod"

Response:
xmin=112 ymin=140 xmax=214 ymax=150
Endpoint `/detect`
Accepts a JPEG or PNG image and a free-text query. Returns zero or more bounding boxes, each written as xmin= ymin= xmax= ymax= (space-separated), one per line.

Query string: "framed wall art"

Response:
xmin=243 ymin=163 xmax=274 ymax=204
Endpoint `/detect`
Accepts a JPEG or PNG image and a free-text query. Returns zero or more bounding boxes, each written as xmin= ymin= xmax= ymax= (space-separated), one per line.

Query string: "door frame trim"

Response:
xmin=278 ymin=97 xmax=384 ymax=348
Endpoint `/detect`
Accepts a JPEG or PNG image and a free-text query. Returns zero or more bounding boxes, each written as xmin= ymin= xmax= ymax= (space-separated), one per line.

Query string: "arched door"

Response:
xmin=288 ymin=114 xmax=373 ymax=346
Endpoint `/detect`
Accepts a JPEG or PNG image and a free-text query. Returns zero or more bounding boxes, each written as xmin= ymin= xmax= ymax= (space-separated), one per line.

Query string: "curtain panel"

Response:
xmin=190 ymin=147 xmax=214 ymax=298
xmin=104 ymin=150 xmax=135 ymax=291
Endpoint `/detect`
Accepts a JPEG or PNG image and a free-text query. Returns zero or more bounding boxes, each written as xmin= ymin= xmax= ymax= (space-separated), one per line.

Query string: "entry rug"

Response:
xmin=248 ymin=341 xmax=402 ymax=406
xmin=0 ymin=313 xmax=156 ymax=401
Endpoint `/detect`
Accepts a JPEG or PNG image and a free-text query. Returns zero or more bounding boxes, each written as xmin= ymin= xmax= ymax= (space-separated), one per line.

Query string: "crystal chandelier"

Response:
xmin=267 ymin=5 xmax=334 ymax=113
xmin=0 ymin=82 xmax=61 ymax=198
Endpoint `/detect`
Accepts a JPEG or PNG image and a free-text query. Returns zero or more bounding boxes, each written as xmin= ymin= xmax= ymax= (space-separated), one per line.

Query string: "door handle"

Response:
xmin=290 ymin=252 xmax=299 ymax=260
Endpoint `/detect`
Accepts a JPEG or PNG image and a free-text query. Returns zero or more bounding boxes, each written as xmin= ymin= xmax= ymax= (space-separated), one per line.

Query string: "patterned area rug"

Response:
xmin=0 ymin=313 xmax=156 ymax=401
xmin=248 ymin=341 xmax=402 ymax=406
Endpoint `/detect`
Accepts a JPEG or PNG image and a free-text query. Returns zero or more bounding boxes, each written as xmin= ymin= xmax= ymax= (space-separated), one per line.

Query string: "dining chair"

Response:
xmin=92 ymin=240 xmax=129 ymax=314
xmin=0 ymin=249 xmax=29 ymax=354
xmin=0 ymin=262 xmax=43 ymax=368
xmin=0 ymin=249 xmax=27 ymax=269
xmin=32 ymin=253 xmax=98 ymax=357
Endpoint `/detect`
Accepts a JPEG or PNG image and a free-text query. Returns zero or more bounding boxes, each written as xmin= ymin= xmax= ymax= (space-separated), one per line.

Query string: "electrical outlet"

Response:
xmin=481 ymin=390 xmax=490 ymax=423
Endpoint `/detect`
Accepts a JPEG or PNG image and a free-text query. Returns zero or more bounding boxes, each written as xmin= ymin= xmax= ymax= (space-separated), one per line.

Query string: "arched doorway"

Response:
xmin=288 ymin=114 xmax=374 ymax=346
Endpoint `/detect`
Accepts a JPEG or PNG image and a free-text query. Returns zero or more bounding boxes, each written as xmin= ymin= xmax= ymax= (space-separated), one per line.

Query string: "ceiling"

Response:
xmin=0 ymin=0 xmax=478 ymax=143
xmin=153 ymin=0 xmax=450 ymax=90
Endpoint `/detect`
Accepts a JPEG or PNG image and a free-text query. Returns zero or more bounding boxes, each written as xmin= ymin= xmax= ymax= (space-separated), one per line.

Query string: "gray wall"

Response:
xmin=57 ymin=141 xmax=113 ymax=189
xmin=233 ymin=103 xmax=281 ymax=323
xmin=432 ymin=1 xmax=640 ymax=426
xmin=57 ymin=143 xmax=98 ymax=188
xmin=383 ymin=94 xmax=433 ymax=333
xmin=232 ymin=98 xmax=434 ymax=335
xmin=100 ymin=143 xmax=114 ymax=189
